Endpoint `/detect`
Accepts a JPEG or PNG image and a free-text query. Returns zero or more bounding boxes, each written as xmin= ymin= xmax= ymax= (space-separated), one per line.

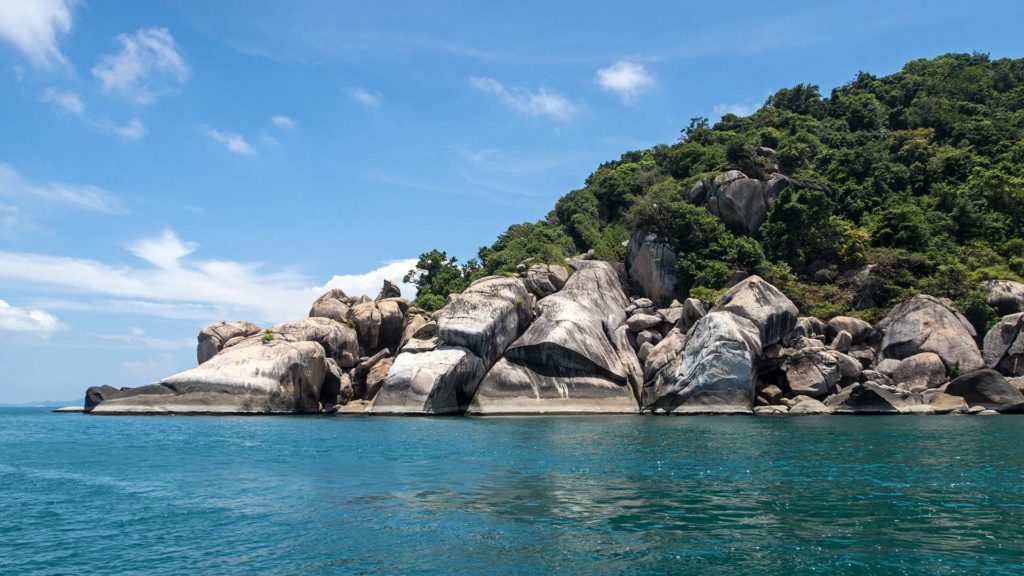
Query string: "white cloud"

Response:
xmin=92 ymin=27 xmax=189 ymax=105
xmin=126 ymin=228 xmax=198 ymax=269
xmin=596 ymin=60 xmax=655 ymax=103
xmin=0 ymin=299 xmax=65 ymax=333
xmin=348 ymin=87 xmax=381 ymax=107
xmin=271 ymin=115 xmax=295 ymax=129
xmin=202 ymin=126 xmax=256 ymax=155
xmin=469 ymin=76 xmax=576 ymax=121
xmin=0 ymin=163 xmax=124 ymax=213
xmin=714 ymin=101 xmax=757 ymax=117
xmin=40 ymin=87 xmax=147 ymax=140
xmin=316 ymin=258 xmax=418 ymax=300
xmin=0 ymin=0 xmax=76 ymax=68
xmin=0 ymin=229 xmax=418 ymax=323
xmin=40 ymin=87 xmax=82 ymax=114
xmin=99 ymin=117 xmax=147 ymax=140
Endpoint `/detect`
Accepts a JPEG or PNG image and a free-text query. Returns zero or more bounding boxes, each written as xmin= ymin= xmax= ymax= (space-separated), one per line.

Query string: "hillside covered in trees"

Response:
xmin=406 ymin=53 xmax=1024 ymax=335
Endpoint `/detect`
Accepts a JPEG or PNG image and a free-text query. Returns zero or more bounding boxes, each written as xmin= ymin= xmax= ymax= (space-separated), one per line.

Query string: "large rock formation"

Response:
xmin=309 ymin=289 xmax=351 ymax=322
xmin=91 ymin=339 xmax=327 ymax=414
xmin=371 ymin=276 xmax=533 ymax=414
xmin=642 ymin=311 xmax=762 ymax=413
xmin=983 ymin=313 xmax=1024 ymax=376
xmin=268 ymin=317 xmax=360 ymax=369
xmin=468 ymin=260 xmax=640 ymax=414
xmin=642 ymin=275 xmax=796 ymax=413
xmin=713 ymin=275 xmax=799 ymax=347
xmin=436 ymin=276 xmax=533 ymax=366
xmin=625 ymin=229 xmax=677 ymax=306
xmin=197 ymin=321 xmax=261 ymax=364
xmin=876 ymin=295 xmax=984 ymax=373
xmin=687 ymin=171 xmax=826 ymax=237
xmin=943 ymin=369 xmax=1024 ymax=412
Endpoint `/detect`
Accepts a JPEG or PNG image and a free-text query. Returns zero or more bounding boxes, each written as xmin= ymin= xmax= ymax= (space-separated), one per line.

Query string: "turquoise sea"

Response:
xmin=1 ymin=408 xmax=1022 ymax=575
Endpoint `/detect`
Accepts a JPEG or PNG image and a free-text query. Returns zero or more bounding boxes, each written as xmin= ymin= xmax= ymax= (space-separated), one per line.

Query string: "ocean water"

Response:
xmin=1 ymin=409 xmax=1022 ymax=575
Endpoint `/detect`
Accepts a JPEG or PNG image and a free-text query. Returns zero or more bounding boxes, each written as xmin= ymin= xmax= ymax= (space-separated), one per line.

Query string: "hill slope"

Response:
xmin=408 ymin=53 xmax=1024 ymax=334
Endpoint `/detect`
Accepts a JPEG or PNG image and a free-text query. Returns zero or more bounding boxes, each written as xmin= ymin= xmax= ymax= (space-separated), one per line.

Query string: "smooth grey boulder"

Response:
xmin=197 ymin=320 xmax=261 ymax=364
xmin=831 ymin=330 xmax=853 ymax=352
xmin=704 ymin=171 xmax=769 ymax=237
xmin=944 ymin=369 xmax=1024 ymax=411
xmin=91 ymin=340 xmax=327 ymax=414
xmin=875 ymin=358 xmax=901 ymax=376
xmin=782 ymin=347 xmax=840 ymax=398
xmin=642 ymin=311 xmax=761 ymax=413
xmin=891 ymin=352 xmax=947 ymax=392
xmin=826 ymin=316 xmax=873 ymax=344
xmin=348 ymin=301 xmax=382 ymax=352
xmin=309 ymin=289 xmax=351 ymax=322
xmin=627 ymin=313 xmax=663 ymax=333
xmin=983 ymin=313 xmax=1024 ymax=376
xmin=436 ymin=276 xmax=533 ymax=367
xmin=522 ymin=263 xmax=570 ymax=299
xmin=984 ymin=280 xmax=1024 ymax=315
xmin=876 ymin=295 xmax=983 ymax=372
xmin=375 ymin=298 xmax=408 ymax=354
xmin=469 ymin=260 xmax=639 ymax=414
xmin=626 ymin=229 xmax=677 ymax=306
xmin=712 ymin=275 xmax=798 ymax=348
xmin=267 ymin=317 xmax=360 ymax=369
xmin=370 ymin=346 xmax=485 ymax=414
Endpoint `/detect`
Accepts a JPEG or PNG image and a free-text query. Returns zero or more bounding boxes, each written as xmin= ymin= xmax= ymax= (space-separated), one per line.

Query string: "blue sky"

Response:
xmin=1 ymin=0 xmax=1022 ymax=403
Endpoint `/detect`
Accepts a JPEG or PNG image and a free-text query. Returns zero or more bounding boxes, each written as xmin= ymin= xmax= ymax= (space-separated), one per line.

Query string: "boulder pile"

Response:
xmin=84 ymin=242 xmax=1024 ymax=416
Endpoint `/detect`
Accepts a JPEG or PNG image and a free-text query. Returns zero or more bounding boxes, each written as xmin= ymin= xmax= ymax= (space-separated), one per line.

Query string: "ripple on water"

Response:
xmin=1 ymin=410 xmax=1023 ymax=575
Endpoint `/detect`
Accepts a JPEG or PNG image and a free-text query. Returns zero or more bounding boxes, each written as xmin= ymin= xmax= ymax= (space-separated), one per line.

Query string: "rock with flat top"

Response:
xmin=197 ymin=321 xmax=261 ymax=364
xmin=91 ymin=340 xmax=327 ymax=414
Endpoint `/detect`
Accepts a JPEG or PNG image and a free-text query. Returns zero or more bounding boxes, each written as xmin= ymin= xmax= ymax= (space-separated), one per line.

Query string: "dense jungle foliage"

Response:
xmin=407 ymin=53 xmax=1024 ymax=333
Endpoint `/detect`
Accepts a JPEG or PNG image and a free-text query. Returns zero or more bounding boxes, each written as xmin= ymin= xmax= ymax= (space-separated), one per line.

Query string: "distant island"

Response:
xmin=84 ymin=54 xmax=1024 ymax=416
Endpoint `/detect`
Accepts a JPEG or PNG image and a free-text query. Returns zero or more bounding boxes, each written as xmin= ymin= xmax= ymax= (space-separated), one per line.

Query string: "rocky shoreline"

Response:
xmin=82 ymin=254 xmax=1024 ymax=417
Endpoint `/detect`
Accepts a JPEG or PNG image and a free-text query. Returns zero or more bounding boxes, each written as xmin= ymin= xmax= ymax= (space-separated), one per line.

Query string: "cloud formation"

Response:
xmin=0 ymin=229 xmax=417 ymax=323
xmin=469 ymin=76 xmax=576 ymax=120
xmin=596 ymin=60 xmax=655 ymax=103
xmin=0 ymin=299 xmax=64 ymax=333
xmin=40 ymin=87 xmax=147 ymax=140
xmin=92 ymin=27 xmax=190 ymax=105
xmin=714 ymin=101 xmax=757 ymax=117
xmin=0 ymin=163 xmax=124 ymax=213
xmin=203 ymin=126 xmax=256 ymax=155
xmin=316 ymin=259 xmax=418 ymax=301
xmin=271 ymin=115 xmax=295 ymax=129
xmin=0 ymin=0 xmax=76 ymax=68
xmin=348 ymin=87 xmax=381 ymax=107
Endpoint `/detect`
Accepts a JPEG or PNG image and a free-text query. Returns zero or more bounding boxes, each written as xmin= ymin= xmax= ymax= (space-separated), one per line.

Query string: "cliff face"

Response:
xmin=85 ymin=242 xmax=1024 ymax=416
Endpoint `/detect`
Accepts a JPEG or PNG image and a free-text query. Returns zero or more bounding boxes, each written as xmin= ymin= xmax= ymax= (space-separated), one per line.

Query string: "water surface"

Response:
xmin=1 ymin=408 xmax=1022 ymax=575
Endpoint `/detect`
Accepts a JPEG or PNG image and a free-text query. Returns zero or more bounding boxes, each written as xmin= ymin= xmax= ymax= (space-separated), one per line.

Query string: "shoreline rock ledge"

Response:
xmin=83 ymin=253 xmax=1024 ymax=416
